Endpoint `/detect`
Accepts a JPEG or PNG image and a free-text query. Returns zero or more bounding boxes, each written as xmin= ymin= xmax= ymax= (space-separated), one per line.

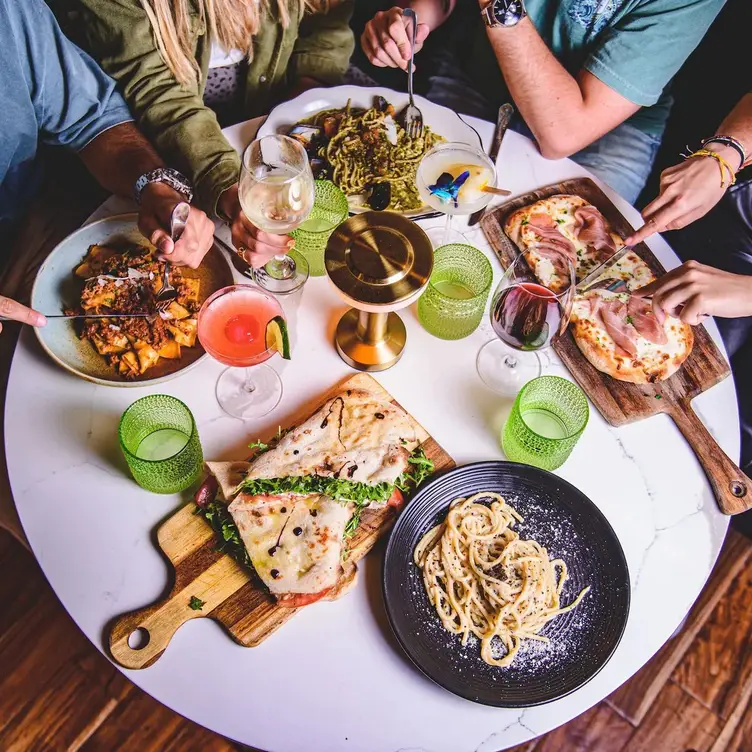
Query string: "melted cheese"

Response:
xmin=228 ymin=493 xmax=351 ymax=595
xmin=586 ymin=251 xmax=656 ymax=291
xmin=245 ymin=389 xmax=417 ymax=489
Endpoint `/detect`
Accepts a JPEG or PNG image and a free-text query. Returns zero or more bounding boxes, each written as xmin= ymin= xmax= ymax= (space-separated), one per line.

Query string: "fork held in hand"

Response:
xmin=401 ymin=9 xmax=423 ymax=139
xmin=155 ymin=201 xmax=190 ymax=312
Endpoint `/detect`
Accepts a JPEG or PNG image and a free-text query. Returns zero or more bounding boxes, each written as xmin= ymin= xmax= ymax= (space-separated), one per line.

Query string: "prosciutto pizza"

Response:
xmin=505 ymin=194 xmax=624 ymax=291
xmin=571 ymin=288 xmax=693 ymax=383
xmin=196 ymin=387 xmax=429 ymax=608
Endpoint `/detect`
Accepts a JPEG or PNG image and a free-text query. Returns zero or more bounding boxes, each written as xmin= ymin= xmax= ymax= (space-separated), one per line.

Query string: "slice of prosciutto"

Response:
xmin=573 ymin=206 xmax=616 ymax=263
xmin=527 ymin=212 xmax=577 ymax=264
xmin=596 ymin=298 xmax=639 ymax=358
xmin=627 ymin=295 xmax=667 ymax=345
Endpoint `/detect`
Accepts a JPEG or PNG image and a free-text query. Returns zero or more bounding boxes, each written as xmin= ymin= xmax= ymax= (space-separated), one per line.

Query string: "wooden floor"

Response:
xmin=1 ymin=528 xmax=751 ymax=752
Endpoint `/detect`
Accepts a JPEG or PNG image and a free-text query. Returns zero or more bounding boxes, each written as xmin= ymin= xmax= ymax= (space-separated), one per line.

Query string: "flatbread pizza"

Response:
xmin=571 ymin=288 xmax=694 ymax=384
xmin=505 ymin=194 xmax=624 ymax=291
xmin=195 ymin=387 xmax=432 ymax=609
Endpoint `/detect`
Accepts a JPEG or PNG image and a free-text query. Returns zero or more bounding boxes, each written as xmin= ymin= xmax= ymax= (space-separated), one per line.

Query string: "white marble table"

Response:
xmin=5 ymin=114 xmax=737 ymax=752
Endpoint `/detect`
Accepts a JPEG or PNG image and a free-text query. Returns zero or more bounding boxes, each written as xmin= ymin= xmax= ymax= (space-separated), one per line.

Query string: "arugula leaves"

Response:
xmin=247 ymin=440 xmax=269 ymax=454
xmin=200 ymin=500 xmax=252 ymax=569
xmin=396 ymin=447 xmax=434 ymax=494
xmin=237 ymin=475 xmax=395 ymax=504
xmin=199 ymin=445 xmax=435 ymax=569
xmin=189 ymin=595 xmax=205 ymax=611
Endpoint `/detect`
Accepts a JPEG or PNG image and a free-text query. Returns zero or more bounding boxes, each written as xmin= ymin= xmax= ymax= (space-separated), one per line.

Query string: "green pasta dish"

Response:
xmin=288 ymin=96 xmax=444 ymax=213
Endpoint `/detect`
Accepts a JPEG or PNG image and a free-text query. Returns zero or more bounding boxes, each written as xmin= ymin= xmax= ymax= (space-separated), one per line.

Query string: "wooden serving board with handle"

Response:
xmin=481 ymin=177 xmax=752 ymax=516
xmin=108 ymin=373 xmax=455 ymax=669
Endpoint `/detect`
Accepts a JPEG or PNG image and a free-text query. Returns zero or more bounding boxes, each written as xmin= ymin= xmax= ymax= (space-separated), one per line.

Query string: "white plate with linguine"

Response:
xmin=383 ymin=461 xmax=629 ymax=707
xmin=258 ymin=85 xmax=482 ymax=217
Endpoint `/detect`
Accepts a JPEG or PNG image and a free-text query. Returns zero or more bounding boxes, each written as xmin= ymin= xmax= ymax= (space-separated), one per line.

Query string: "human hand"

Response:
xmin=361 ymin=7 xmax=430 ymax=71
xmin=0 ymin=296 xmax=46 ymax=334
xmin=625 ymin=147 xmax=740 ymax=246
xmin=138 ymin=183 xmax=215 ymax=269
xmin=218 ymin=184 xmax=294 ymax=269
xmin=633 ymin=260 xmax=752 ymax=325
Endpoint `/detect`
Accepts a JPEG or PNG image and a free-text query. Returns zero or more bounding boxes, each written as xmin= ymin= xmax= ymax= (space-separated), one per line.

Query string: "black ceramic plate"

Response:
xmin=383 ymin=461 xmax=630 ymax=707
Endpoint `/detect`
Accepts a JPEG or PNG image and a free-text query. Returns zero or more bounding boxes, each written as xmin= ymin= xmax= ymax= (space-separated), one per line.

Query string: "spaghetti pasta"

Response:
xmin=414 ymin=492 xmax=590 ymax=667
xmin=304 ymin=100 xmax=444 ymax=212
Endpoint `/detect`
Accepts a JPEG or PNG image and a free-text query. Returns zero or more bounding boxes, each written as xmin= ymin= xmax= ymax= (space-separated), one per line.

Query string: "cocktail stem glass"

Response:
xmin=265 ymin=253 xmax=295 ymax=281
xmin=442 ymin=214 xmax=453 ymax=247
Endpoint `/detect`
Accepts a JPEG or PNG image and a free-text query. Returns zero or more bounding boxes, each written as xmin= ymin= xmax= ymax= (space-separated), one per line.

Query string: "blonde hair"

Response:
xmin=140 ymin=0 xmax=324 ymax=88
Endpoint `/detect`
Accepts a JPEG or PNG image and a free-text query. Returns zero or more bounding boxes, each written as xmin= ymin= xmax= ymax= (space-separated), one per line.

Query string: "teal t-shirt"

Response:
xmin=467 ymin=0 xmax=725 ymax=135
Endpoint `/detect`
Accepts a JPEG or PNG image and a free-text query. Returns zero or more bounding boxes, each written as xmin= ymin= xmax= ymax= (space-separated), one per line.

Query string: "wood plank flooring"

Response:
xmin=2 ymin=527 xmax=752 ymax=751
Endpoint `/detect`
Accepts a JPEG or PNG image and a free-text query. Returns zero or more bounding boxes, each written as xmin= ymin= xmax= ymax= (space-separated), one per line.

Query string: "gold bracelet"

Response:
xmin=685 ymin=149 xmax=737 ymax=188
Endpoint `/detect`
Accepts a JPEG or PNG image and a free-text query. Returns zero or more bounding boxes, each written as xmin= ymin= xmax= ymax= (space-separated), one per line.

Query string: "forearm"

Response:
xmin=78 ymin=122 xmax=163 ymax=199
xmin=402 ymin=0 xmax=455 ymax=31
xmin=483 ymin=17 xmax=637 ymax=158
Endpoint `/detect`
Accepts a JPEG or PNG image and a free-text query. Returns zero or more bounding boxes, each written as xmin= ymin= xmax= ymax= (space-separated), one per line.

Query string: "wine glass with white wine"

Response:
xmin=239 ymin=134 xmax=315 ymax=294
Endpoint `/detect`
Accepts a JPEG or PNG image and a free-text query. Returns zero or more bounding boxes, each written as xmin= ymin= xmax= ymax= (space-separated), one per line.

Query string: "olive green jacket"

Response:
xmin=68 ymin=0 xmax=354 ymax=215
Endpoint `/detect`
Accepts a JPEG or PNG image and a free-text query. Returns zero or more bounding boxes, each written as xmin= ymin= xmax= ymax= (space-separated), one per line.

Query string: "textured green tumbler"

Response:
xmin=418 ymin=243 xmax=493 ymax=340
xmin=290 ymin=180 xmax=349 ymax=276
xmin=119 ymin=395 xmax=203 ymax=493
xmin=502 ymin=376 xmax=589 ymax=470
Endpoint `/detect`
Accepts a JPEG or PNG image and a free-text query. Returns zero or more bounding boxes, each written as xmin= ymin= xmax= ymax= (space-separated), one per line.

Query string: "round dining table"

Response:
xmin=5 ymin=112 xmax=737 ymax=752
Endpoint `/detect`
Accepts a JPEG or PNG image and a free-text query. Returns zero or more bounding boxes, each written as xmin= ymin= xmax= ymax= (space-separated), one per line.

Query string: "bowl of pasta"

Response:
xmin=31 ymin=214 xmax=234 ymax=387
xmin=258 ymin=85 xmax=483 ymax=217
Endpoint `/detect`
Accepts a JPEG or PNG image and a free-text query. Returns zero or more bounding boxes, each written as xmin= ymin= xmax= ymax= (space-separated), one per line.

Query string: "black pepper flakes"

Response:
xmin=280 ymin=506 xmax=287 ymax=514
xmin=374 ymin=412 xmax=385 ymax=419
xmin=293 ymin=527 xmax=303 ymax=536
xmin=270 ymin=569 xmax=280 ymax=579
xmin=310 ymin=509 xmax=318 ymax=517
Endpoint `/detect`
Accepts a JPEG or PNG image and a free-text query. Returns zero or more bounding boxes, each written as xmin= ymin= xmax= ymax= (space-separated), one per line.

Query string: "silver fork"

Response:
xmin=401 ymin=9 xmax=423 ymax=139
xmin=155 ymin=201 xmax=190 ymax=312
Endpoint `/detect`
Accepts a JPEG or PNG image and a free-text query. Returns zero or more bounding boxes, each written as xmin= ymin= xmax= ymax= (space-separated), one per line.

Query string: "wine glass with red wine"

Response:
xmin=476 ymin=250 xmax=575 ymax=395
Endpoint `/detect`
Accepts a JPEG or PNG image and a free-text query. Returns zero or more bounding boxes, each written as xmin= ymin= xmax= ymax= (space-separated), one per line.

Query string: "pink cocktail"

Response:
xmin=198 ymin=285 xmax=286 ymax=419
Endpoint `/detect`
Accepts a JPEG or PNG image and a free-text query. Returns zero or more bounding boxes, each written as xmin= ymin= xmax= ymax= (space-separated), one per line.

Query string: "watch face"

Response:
xmin=492 ymin=0 xmax=525 ymax=25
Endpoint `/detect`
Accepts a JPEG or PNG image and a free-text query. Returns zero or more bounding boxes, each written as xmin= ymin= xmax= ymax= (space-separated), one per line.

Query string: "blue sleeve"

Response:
xmin=10 ymin=0 xmax=133 ymax=152
xmin=584 ymin=0 xmax=725 ymax=107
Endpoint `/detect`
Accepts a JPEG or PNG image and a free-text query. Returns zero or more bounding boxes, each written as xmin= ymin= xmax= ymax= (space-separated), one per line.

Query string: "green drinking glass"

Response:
xmin=119 ymin=395 xmax=203 ymax=494
xmin=502 ymin=375 xmax=589 ymax=471
xmin=289 ymin=180 xmax=349 ymax=276
xmin=418 ymin=243 xmax=493 ymax=340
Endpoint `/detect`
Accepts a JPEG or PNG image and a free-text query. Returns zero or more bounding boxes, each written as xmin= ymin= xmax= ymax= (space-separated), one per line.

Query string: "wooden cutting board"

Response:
xmin=108 ymin=373 xmax=455 ymax=669
xmin=481 ymin=177 xmax=751 ymax=516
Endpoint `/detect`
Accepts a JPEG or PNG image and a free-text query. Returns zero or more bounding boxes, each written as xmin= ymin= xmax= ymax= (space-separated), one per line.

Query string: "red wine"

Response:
xmin=491 ymin=282 xmax=561 ymax=351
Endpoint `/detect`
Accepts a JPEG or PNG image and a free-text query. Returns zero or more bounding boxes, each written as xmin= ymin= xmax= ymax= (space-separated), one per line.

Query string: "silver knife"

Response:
xmin=468 ymin=103 xmax=515 ymax=227
xmin=575 ymin=245 xmax=632 ymax=293
xmin=1 ymin=313 xmax=158 ymax=322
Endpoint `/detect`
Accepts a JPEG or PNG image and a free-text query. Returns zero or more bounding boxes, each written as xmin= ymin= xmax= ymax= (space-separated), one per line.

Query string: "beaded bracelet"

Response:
xmin=684 ymin=149 xmax=737 ymax=188
xmin=700 ymin=135 xmax=746 ymax=170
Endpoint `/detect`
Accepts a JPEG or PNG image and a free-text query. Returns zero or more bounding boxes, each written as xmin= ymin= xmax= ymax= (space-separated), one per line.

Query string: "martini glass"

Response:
xmin=239 ymin=135 xmax=314 ymax=294
xmin=476 ymin=250 xmax=575 ymax=396
xmin=198 ymin=285 xmax=286 ymax=420
xmin=415 ymin=141 xmax=496 ymax=247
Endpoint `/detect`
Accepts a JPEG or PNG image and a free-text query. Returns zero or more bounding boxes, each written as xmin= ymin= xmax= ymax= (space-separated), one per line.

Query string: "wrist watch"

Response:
xmin=134 ymin=167 xmax=194 ymax=204
xmin=482 ymin=0 xmax=527 ymax=27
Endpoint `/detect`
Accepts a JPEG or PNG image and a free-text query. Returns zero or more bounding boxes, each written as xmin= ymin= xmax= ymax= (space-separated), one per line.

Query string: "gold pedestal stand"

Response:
xmin=325 ymin=212 xmax=433 ymax=372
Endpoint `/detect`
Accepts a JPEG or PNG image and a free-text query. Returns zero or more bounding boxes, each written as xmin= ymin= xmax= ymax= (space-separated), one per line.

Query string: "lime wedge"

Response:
xmin=265 ymin=316 xmax=290 ymax=360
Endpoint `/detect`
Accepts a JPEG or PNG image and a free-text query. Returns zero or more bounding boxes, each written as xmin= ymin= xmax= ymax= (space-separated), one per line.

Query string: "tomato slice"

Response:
xmin=277 ymin=587 xmax=333 ymax=608
xmin=387 ymin=488 xmax=405 ymax=511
